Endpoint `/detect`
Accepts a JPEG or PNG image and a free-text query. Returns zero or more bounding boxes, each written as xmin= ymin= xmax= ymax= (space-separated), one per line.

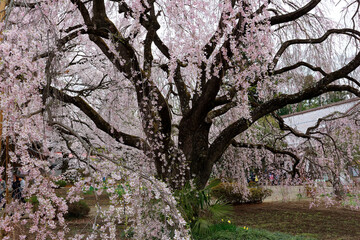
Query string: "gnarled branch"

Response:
xmin=48 ymin=86 xmax=150 ymax=152
xmin=270 ymin=0 xmax=321 ymax=25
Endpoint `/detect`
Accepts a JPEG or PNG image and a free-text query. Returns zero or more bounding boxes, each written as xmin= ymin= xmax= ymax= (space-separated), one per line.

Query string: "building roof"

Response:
xmin=282 ymin=98 xmax=360 ymax=119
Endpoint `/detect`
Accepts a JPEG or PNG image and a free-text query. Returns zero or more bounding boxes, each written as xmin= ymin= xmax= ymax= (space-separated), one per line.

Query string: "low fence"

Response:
xmin=263 ymin=185 xmax=333 ymax=202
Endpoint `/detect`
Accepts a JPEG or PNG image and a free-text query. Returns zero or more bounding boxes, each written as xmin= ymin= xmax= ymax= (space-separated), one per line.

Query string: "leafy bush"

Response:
xmin=82 ymin=185 xmax=109 ymax=195
xmin=248 ymin=186 xmax=272 ymax=203
xmin=175 ymin=179 xmax=232 ymax=235
xmin=28 ymin=195 xmax=39 ymax=204
xmin=65 ymin=200 xmax=90 ymax=219
xmin=54 ymin=180 xmax=67 ymax=188
xmin=193 ymin=223 xmax=316 ymax=240
xmin=212 ymin=182 xmax=272 ymax=204
xmin=83 ymin=186 xmax=95 ymax=195
xmin=27 ymin=195 xmax=39 ymax=211
xmin=115 ymin=184 xmax=126 ymax=198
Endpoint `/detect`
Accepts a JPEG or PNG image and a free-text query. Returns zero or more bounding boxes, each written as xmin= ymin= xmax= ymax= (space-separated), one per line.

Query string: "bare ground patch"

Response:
xmin=233 ymin=200 xmax=360 ymax=240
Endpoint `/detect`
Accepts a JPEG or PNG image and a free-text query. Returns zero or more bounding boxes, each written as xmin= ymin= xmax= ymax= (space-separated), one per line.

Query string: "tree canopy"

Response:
xmin=0 ymin=0 xmax=360 ymax=238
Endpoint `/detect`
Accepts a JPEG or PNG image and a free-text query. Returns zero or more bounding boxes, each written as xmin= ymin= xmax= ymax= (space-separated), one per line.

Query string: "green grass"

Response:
xmin=192 ymin=223 xmax=316 ymax=240
xmin=54 ymin=180 xmax=67 ymax=187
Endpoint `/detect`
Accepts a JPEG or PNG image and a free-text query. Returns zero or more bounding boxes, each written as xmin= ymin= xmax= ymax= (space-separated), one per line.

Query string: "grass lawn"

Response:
xmin=193 ymin=222 xmax=315 ymax=240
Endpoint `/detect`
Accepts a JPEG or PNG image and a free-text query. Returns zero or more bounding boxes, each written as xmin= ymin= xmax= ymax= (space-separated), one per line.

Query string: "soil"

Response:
xmin=232 ymin=200 xmax=360 ymax=240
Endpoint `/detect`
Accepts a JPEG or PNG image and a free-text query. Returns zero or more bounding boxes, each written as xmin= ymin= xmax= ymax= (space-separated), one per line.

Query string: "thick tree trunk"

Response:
xmin=333 ymin=177 xmax=346 ymax=200
xmin=177 ymin=117 xmax=214 ymax=189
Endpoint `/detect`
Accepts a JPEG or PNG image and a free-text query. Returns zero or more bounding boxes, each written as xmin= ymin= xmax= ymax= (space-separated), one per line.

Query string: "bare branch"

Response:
xmin=272 ymin=28 xmax=360 ymax=69
xmin=214 ymin=86 xmax=237 ymax=107
xmin=270 ymin=0 xmax=321 ymax=25
xmin=205 ymin=102 xmax=237 ymax=123
xmin=273 ymin=61 xmax=328 ymax=76
xmin=231 ymin=140 xmax=301 ymax=177
xmin=48 ymin=86 xmax=150 ymax=152
xmin=13 ymin=1 xmax=41 ymax=8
